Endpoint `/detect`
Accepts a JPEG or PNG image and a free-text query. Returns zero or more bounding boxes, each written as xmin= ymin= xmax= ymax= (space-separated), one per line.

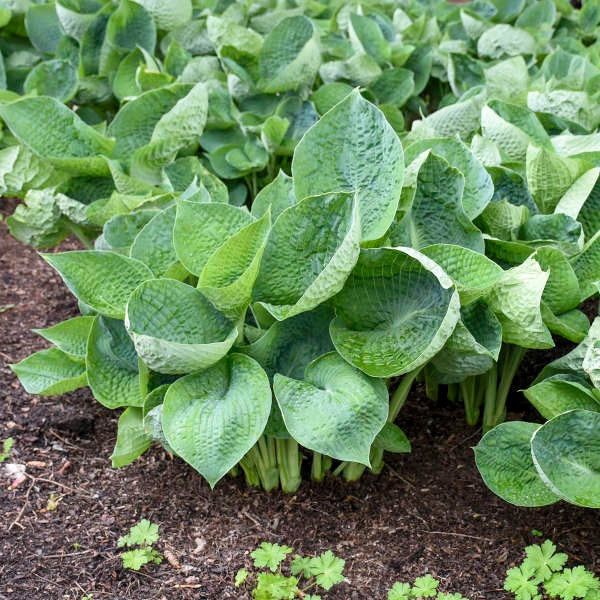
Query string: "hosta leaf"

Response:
xmin=404 ymin=137 xmax=493 ymax=221
xmin=274 ymin=352 xmax=388 ymax=465
xmin=103 ymin=0 xmax=156 ymax=62
xmin=258 ymin=16 xmax=320 ymax=93
xmin=524 ymin=375 xmax=600 ymax=420
xmin=130 ymin=206 xmax=185 ymax=278
xmin=42 ymin=251 xmax=153 ymax=319
xmin=104 ymin=210 xmax=160 ymax=252
xmin=390 ymin=153 xmax=484 ymax=253
xmin=162 ymin=354 xmax=271 ymax=487
xmin=330 ymin=247 xmax=460 ymax=377
xmin=420 ymin=244 xmax=503 ymax=305
xmin=477 ymin=24 xmax=536 ymax=59
xmin=372 ymin=422 xmax=411 ymax=453
xmin=554 ymin=168 xmax=600 ymax=222
xmin=131 ymin=82 xmax=208 ymax=182
xmin=11 ymin=347 xmax=87 ymax=396
xmin=133 ymin=0 xmax=192 ymax=31
xmin=111 ymin=407 xmax=152 ymax=468
xmin=571 ymin=231 xmax=600 ymax=300
xmin=107 ymin=84 xmax=192 ymax=160
xmin=369 ymin=68 xmax=414 ymax=107
xmin=125 ymin=278 xmax=237 ymax=374
xmin=292 ymin=89 xmax=404 ymax=242
xmin=198 ymin=212 xmax=271 ymax=319
xmin=349 ymin=13 xmax=390 ymax=66
xmin=254 ymin=192 xmax=360 ymax=321
xmin=542 ymin=305 xmax=590 ymax=344
xmin=485 ymin=257 xmax=553 ymax=349
xmin=420 ymin=92 xmax=484 ymax=140
xmin=173 ymin=201 xmax=254 ymax=276
xmin=86 ymin=316 xmax=145 ymax=408
xmin=251 ymin=170 xmax=295 ymax=222
xmin=531 ymin=410 xmax=600 ymax=508
xmin=484 ymin=56 xmax=529 ymax=100
xmin=206 ymin=16 xmax=263 ymax=56
xmin=33 ymin=316 xmax=95 ymax=362
xmin=164 ymin=156 xmax=228 ymax=202
xmin=528 ymin=90 xmax=600 ymax=132
xmin=0 ymin=97 xmax=114 ymax=176
xmin=474 ymin=421 xmax=559 ymax=507
xmin=23 ymin=59 xmax=78 ymax=102
xmin=534 ymin=247 xmax=581 ymax=315
xmin=25 ymin=3 xmax=65 ymax=55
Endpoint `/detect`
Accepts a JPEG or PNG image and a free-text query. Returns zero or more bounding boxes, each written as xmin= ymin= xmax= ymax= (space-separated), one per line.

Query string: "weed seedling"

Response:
xmin=117 ymin=519 xmax=163 ymax=571
xmin=0 ymin=438 xmax=14 ymax=462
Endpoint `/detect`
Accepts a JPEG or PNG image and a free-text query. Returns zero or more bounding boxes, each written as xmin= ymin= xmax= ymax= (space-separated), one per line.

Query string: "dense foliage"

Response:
xmin=3 ymin=0 xmax=600 ymax=503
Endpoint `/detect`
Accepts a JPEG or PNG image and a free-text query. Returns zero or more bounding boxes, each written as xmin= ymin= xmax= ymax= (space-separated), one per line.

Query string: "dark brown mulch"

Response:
xmin=1 ymin=197 xmax=598 ymax=600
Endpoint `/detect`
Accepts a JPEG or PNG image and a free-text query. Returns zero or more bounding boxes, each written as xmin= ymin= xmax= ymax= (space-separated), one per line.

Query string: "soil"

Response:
xmin=1 ymin=196 xmax=598 ymax=600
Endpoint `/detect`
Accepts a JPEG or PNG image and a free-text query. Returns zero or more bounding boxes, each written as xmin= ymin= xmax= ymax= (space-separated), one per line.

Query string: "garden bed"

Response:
xmin=1 ymin=198 xmax=598 ymax=599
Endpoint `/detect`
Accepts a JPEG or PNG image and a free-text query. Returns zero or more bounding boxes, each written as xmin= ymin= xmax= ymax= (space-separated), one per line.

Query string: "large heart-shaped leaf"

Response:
xmin=274 ymin=352 xmax=388 ymax=465
xmin=110 ymin=407 xmax=152 ymax=468
xmin=162 ymin=354 xmax=271 ymax=487
xmin=33 ymin=316 xmax=95 ymax=362
xmin=474 ymin=421 xmax=560 ymax=507
xmin=330 ymin=247 xmax=460 ymax=377
xmin=125 ymin=278 xmax=237 ymax=374
xmin=531 ymin=410 xmax=600 ymax=508
xmin=253 ymin=192 xmax=360 ymax=320
xmin=42 ymin=251 xmax=153 ymax=319
xmin=292 ymin=89 xmax=404 ymax=242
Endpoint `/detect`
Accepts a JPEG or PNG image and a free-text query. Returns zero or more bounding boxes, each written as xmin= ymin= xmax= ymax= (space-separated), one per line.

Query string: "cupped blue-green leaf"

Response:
xmin=162 ymin=353 xmax=271 ymax=487
xmin=11 ymin=347 xmax=87 ymax=396
xmin=251 ymin=170 xmax=295 ymax=222
xmin=240 ymin=307 xmax=335 ymax=380
xmin=206 ymin=16 xmax=263 ymax=56
xmin=110 ymin=407 xmax=152 ymax=468
xmin=33 ymin=316 xmax=95 ymax=363
xmin=477 ymin=200 xmax=529 ymax=241
xmin=107 ymin=84 xmax=192 ymax=160
xmin=369 ymin=68 xmax=414 ymax=107
xmin=524 ymin=375 xmax=600 ymax=420
xmin=372 ymin=423 xmax=411 ymax=453
xmin=474 ymin=421 xmax=559 ymax=507
xmin=349 ymin=13 xmax=390 ymax=66
xmin=584 ymin=333 xmax=600 ymax=390
xmin=533 ymin=247 xmax=581 ymax=315
xmin=142 ymin=384 xmax=174 ymax=452
xmin=125 ymin=278 xmax=237 ymax=374
xmin=25 ymin=3 xmax=65 ymax=55
xmin=419 ymin=92 xmax=484 ymax=140
xmin=42 ymin=251 xmax=153 ymax=319
xmin=571 ymin=230 xmax=600 ymax=300
xmin=86 ymin=316 xmax=145 ymax=408
xmin=198 ymin=212 xmax=271 ymax=320
xmin=104 ymin=209 xmax=160 ymax=252
xmin=404 ymin=137 xmax=493 ymax=221
xmin=430 ymin=300 xmax=502 ymax=384
xmin=390 ymin=153 xmax=484 ymax=253
xmin=173 ymin=200 xmax=254 ymax=276
xmin=542 ymin=306 xmax=590 ymax=344
xmin=103 ymin=0 xmax=156 ymax=59
xmin=420 ymin=244 xmax=504 ymax=305
xmin=164 ymin=157 xmax=228 ymax=202
xmin=274 ymin=352 xmax=389 ymax=465
xmin=531 ymin=410 xmax=600 ymax=508
xmin=133 ymin=0 xmax=192 ymax=31
xmin=477 ymin=24 xmax=536 ymax=59
xmin=484 ymin=56 xmax=529 ymax=100
xmin=292 ymin=89 xmax=404 ymax=242
xmin=56 ymin=0 xmax=102 ymax=43
xmin=258 ymin=16 xmax=320 ymax=93
xmin=484 ymin=257 xmax=554 ymax=349
xmin=254 ymin=192 xmax=360 ymax=321
xmin=330 ymin=247 xmax=460 ymax=377
xmin=0 ymin=97 xmax=114 ymax=176
xmin=131 ymin=82 xmax=208 ymax=183
xmin=130 ymin=205 xmax=185 ymax=278
xmin=23 ymin=59 xmax=78 ymax=102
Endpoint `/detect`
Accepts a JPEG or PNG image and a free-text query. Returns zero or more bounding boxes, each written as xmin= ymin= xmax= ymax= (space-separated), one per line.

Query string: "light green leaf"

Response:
xmin=254 ymin=192 xmax=360 ymax=320
xmin=330 ymin=247 xmax=460 ymax=377
xmin=274 ymin=352 xmax=388 ymax=465
xmin=23 ymin=59 xmax=78 ymax=102
xmin=86 ymin=316 xmax=145 ymax=409
xmin=42 ymin=251 xmax=153 ymax=319
xmin=292 ymin=89 xmax=404 ymax=242
xmin=33 ymin=316 xmax=95 ymax=362
xmin=11 ymin=347 xmax=87 ymax=396
xmin=111 ymin=407 xmax=152 ymax=468
xmin=125 ymin=278 xmax=236 ymax=374
xmin=531 ymin=410 xmax=600 ymax=508
xmin=258 ymin=16 xmax=320 ymax=93
xmin=474 ymin=421 xmax=560 ymax=507
xmin=132 ymin=0 xmax=192 ymax=31
xmin=477 ymin=24 xmax=536 ymax=59
xmin=373 ymin=423 xmax=411 ymax=453
xmin=25 ymin=3 xmax=65 ymax=55
xmin=251 ymin=170 xmax=295 ymax=222
xmin=162 ymin=354 xmax=271 ymax=487
xmin=349 ymin=13 xmax=390 ymax=66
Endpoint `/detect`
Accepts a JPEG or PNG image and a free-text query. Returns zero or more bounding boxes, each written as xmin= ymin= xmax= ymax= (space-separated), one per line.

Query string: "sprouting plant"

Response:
xmin=45 ymin=492 xmax=61 ymax=511
xmin=388 ymin=576 xmax=468 ymax=600
xmin=117 ymin=519 xmax=162 ymax=571
xmin=505 ymin=540 xmax=599 ymax=600
xmin=0 ymin=438 xmax=14 ymax=462
xmin=236 ymin=542 xmax=345 ymax=598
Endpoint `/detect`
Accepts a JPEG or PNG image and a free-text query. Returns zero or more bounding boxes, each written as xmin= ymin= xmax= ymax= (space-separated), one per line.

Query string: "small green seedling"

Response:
xmin=505 ymin=540 xmax=599 ymax=600
xmin=45 ymin=492 xmax=61 ymax=511
xmin=235 ymin=542 xmax=345 ymax=599
xmin=117 ymin=519 xmax=163 ymax=571
xmin=0 ymin=437 xmax=14 ymax=462
xmin=388 ymin=574 xmax=468 ymax=600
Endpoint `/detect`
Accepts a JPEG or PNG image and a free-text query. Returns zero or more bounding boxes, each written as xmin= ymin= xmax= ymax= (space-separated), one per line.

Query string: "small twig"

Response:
xmin=24 ymin=473 xmax=96 ymax=499
xmin=0 ymin=350 xmax=15 ymax=363
xmin=419 ymin=530 xmax=498 ymax=542
xmin=385 ymin=464 xmax=416 ymax=488
xmin=8 ymin=478 xmax=34 ymax=531
xmin=32 ymin=549 xmax=94 ymax=559
xmin=174 ymin=584 xmax=204 ymax=589
xmin=48 ymin=428 xmax=79 ymax=450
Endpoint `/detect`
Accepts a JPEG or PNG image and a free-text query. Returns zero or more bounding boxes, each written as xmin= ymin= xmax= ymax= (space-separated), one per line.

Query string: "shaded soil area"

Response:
xmin=1 ymin=197 xmax=598 ymax=600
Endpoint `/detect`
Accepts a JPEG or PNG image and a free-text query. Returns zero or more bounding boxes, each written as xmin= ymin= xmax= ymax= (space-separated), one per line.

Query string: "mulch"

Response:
xmin=1 ymin=196 xmax=598 ymax=600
